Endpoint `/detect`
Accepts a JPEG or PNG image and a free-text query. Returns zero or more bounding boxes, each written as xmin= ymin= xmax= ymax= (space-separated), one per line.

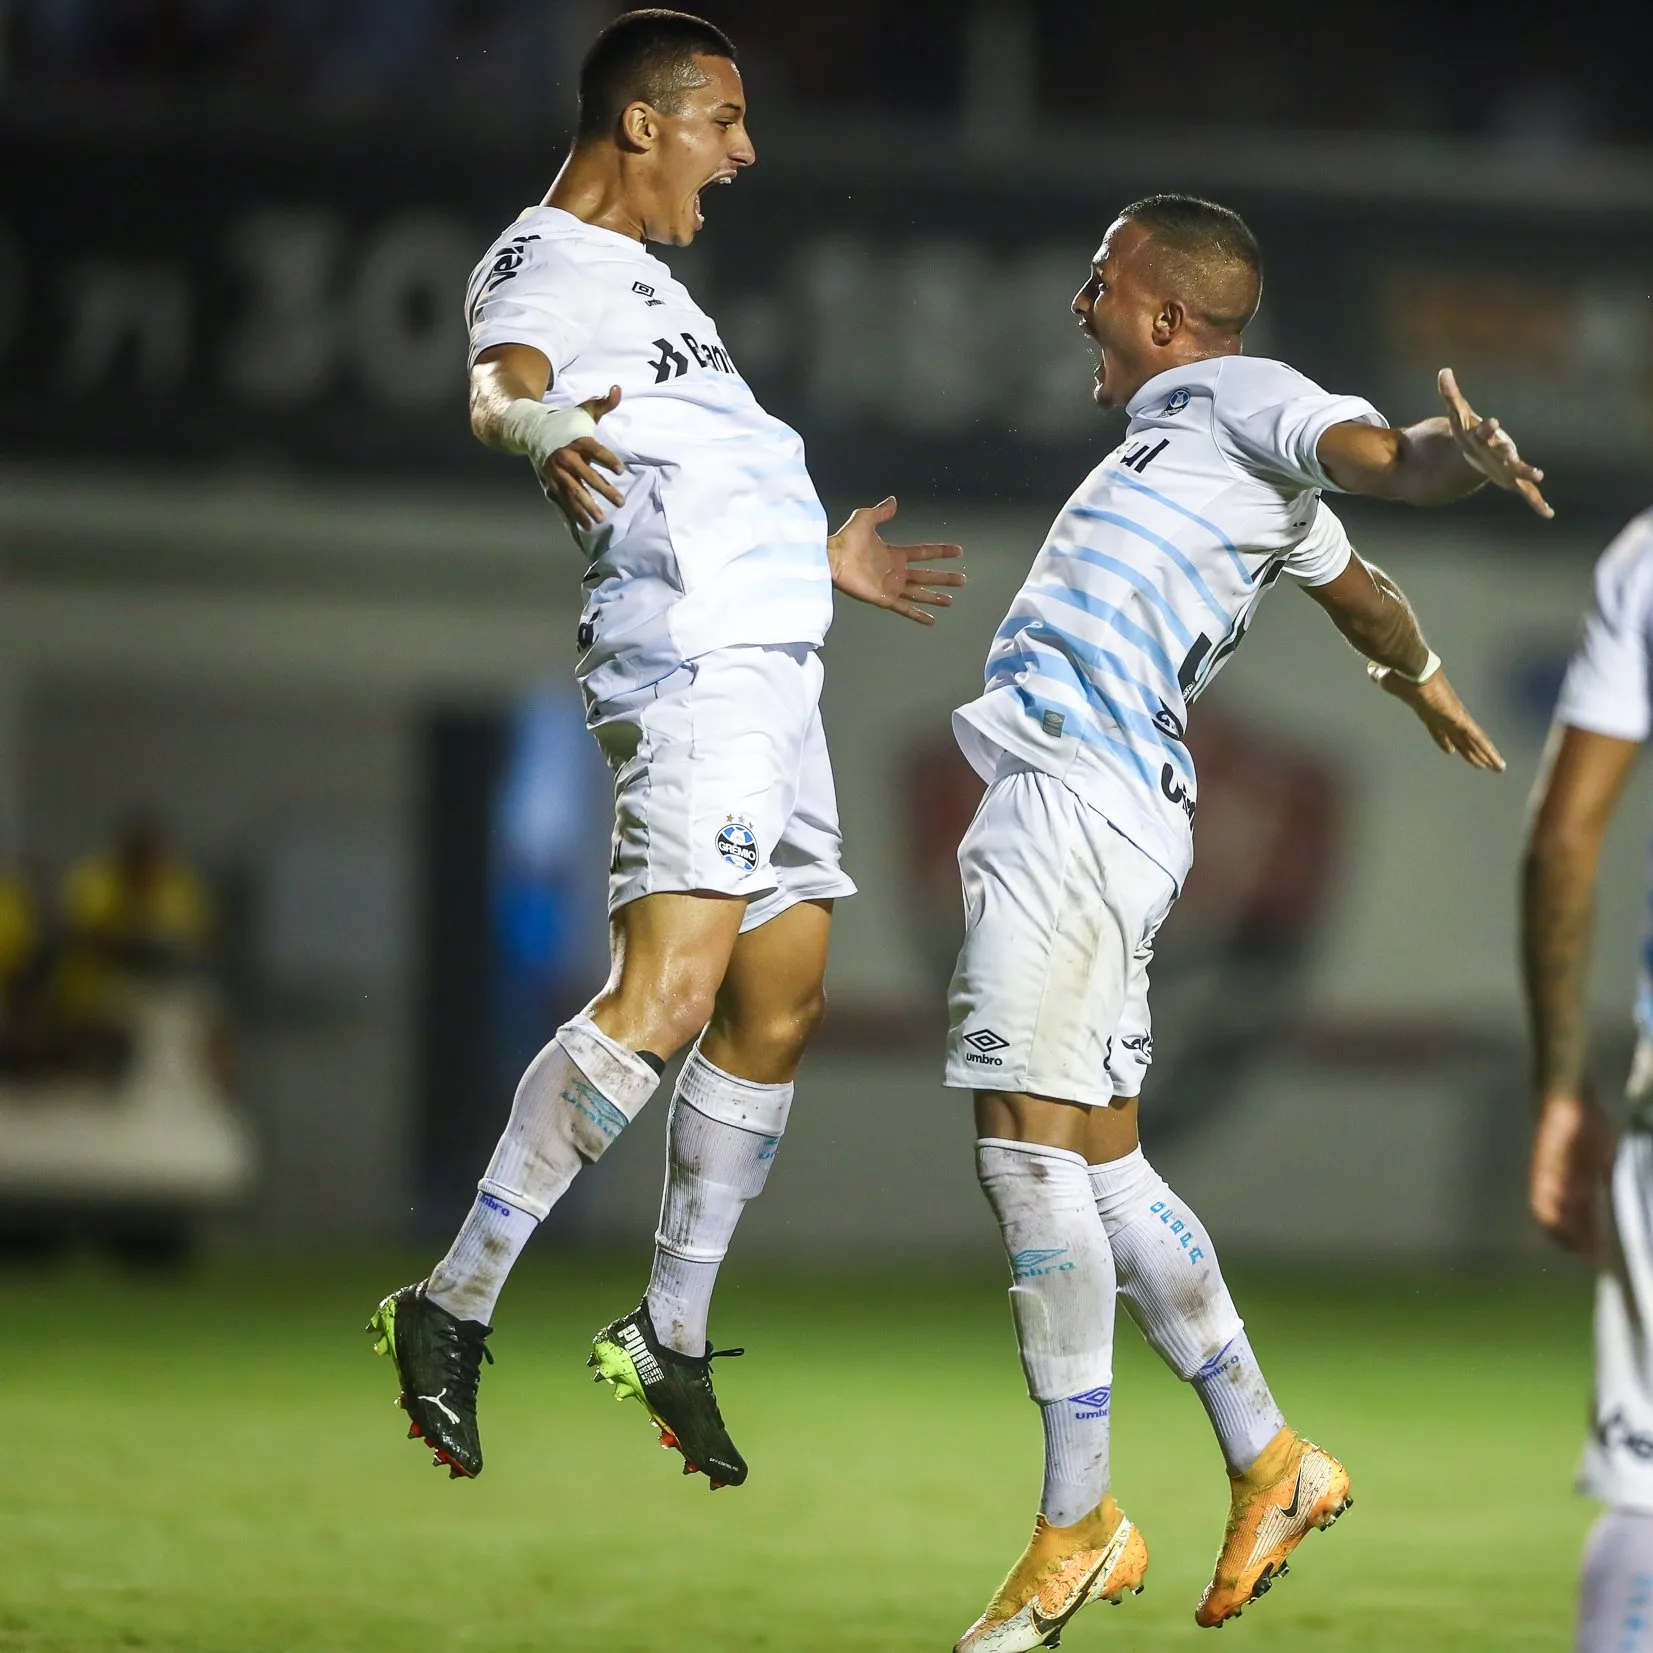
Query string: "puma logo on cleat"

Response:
xmin=419 ymin=1388 xmax=461 ymax=1425
xmin=1281 ymin=1466 xmax=1306 ymax=1520
xmin=617 ymin=1322 xmax=664 ymax=1385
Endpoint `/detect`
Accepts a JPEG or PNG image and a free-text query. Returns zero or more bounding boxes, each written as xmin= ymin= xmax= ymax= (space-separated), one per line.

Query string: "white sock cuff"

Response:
xmin=1087 ymin=1147 xmax=1159 ymax=1234
xmin=559 ymin=1014 xmax=661 ymax=1122
xmin=473 ymin=1181 xmax=549 ymax=1222
xmin=676 ymin=1044 xmax=793 ymax=1137
xmin=978 ymin=1137 xmax=1090 ymax=1174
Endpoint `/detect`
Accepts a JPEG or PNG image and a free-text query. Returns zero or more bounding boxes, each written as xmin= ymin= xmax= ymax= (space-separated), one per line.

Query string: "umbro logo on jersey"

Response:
xmin=649 ymin=332 xmax=736 ymax=383
xmin=1010 ymin=1247 xmax=1074 ymax=1278
xmin=632 ymin=281 xmax=665 ymax=307
xmin=1068 ymin=1385 xmax=1112 ymax=1419
xmin=1152 ymin=700 xmax=1186 ymax=742
xmin=963 ymin=1027 xmax=1009 ymax=1066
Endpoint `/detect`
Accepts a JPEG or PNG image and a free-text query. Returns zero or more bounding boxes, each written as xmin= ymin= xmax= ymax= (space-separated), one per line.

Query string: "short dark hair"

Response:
xmin=1119 ymin=194 xmax=1263 ymax=334
xmin=576 ymin=10 xmax=737 ymax=140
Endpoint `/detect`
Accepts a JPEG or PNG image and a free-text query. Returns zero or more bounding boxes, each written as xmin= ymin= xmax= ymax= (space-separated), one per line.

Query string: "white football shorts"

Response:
xmin=587 ymin=643 xmax=857 ymax=933
xmin=1580 ymin=1040 xmax=1653 ymax=1514
xmin=944 ymin=761 xmax=1177 ymax=1107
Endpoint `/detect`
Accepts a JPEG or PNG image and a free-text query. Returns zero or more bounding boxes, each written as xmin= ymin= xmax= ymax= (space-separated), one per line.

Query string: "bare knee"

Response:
xmin=590 ymin=957 xmax=721 ymax=1061
xmin=704 ymin=984 xmax=826 ymax=1082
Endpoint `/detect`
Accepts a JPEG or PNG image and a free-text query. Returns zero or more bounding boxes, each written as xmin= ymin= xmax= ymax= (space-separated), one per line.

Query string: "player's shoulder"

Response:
xmin=1592 ymin=507 xmax=1653 ymax=621
xmin=476 ymin=207 xmax=660 ymax=290
xmin=1208 ymin=354 xmax=1331 ymax=412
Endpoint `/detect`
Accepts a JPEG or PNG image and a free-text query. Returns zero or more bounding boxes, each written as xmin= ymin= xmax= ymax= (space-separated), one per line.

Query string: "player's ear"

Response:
xmin=1152 ymin=298 xmax=1183 ymax=346
xmin=618 ymin=100 xmax=657 ymax=153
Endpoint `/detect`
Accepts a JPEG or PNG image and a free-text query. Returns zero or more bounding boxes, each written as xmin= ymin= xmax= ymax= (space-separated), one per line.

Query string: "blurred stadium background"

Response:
xmin=0 ymin=3 xmax=1649 ymax=1648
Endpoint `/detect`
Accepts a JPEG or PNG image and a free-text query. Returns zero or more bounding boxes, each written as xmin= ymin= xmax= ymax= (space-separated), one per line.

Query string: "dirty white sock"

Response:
xmin=427 ymin=1016 xmax=659 ymax=1323
xmin=979 ymin=1137 xmax=1116 ymax=1525
xmin=1089 ymin=1148 xmax=1284 ymax=1474
xmin=647 ymin=1045 xmax=792 ymax=1356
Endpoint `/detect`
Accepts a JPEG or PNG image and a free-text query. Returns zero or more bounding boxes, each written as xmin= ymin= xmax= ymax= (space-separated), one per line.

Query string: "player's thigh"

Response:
xmin=1584 ymin=1128 xmax=1653 ymax=1511
xmin=738 ymin=668 xmax=857 ymax=935
xmin=593 ymin=890 xmax=747 ymax=1054
xmin=702 ymin=898 xmax=834 ymax=1082
xmin=946 ymin=768 xmax=1166 ymax=1109
xmin=593 ymin=648 xmax=811 ymax=917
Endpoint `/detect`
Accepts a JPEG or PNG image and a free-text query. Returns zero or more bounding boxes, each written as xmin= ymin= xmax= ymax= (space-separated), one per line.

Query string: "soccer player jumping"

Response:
xmin=946 ymin=195 xmax=1549 ymax=1649
xmin=368 ymin=10 xmax=961 ymax=1489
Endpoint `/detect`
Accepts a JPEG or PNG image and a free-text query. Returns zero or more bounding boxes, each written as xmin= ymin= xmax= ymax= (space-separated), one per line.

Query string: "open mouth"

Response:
xmin=692 ymin=172 xmax=737 ymax=228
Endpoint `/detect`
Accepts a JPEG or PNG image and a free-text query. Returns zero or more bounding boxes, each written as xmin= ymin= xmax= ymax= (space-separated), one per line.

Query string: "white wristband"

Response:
xmin=498 ymin=399 xmax=597 ymax=471
xmin=1392 ymin=648 xmax=1442 ymax=685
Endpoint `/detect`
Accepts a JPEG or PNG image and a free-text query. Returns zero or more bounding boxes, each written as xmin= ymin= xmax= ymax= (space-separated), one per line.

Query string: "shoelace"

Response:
xmin=444 ymin=1322 xmax=494 ymax=1407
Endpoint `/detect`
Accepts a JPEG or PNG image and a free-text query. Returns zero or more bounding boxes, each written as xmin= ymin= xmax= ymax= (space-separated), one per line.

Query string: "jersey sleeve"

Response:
xmin=466 ymin=237 xmax=604 ymax=375
xmin=1554 ymin=514 xmax=1653 ymax=742
xmin=1212 ymin=357 xmax=1387 ymax=494
xmin=1283 ymin=499 xmax=1355 ymax=587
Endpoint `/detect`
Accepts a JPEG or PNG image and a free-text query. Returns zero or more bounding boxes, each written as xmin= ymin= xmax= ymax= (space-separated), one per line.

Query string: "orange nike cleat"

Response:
xmin=1195 ymin=1427 xmax=1351 ymax=1628
xmin=954 ymin=1495 xmax=1148 ymax=1653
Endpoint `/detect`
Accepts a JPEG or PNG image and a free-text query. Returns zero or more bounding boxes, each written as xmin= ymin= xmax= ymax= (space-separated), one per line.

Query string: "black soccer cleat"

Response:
xmin=588 ymin=1301 xmax=748 ymax=1488
xmin=366 ymin=1282 xmax=493 ymax=1479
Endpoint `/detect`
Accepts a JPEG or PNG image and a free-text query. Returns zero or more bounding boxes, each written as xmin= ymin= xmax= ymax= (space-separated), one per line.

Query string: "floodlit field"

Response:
xmin=0 ymin=1254 xmax=1597 ymax=1651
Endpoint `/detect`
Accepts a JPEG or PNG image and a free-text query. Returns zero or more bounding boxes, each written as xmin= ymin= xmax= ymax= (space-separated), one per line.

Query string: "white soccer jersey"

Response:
xmin=955 ymin=355 xmax=1383 ymax=886
xmin=1555 ymin=509 xmax=1653 ymax=1038
xmin=466 ymin=206 xmax=833 ymax=700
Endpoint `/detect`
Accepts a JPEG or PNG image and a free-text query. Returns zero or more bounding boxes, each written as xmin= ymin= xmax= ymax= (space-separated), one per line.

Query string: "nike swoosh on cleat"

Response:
xmin=1281 ymin=1466 xmax=1306 ymax=1520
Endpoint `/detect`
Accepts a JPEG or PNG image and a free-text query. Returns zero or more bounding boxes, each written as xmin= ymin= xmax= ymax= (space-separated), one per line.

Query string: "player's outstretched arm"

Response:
xmin=1523 ymin=724 xmax=1638 ymax=1258
xmin=1316 ymin=369 xmax=1553 ymax=519
xmin=470 ymin=342 xmax=625 ymax=530
xmin=1304 ymin=554 xmax=1505 ymax=771
xmin=827 ymin=497 xmax=965 ymax=626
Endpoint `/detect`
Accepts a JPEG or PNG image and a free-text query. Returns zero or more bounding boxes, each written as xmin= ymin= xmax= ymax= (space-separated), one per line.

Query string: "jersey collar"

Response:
xmin=1125 ymin=357 xmax=1225 ymax=421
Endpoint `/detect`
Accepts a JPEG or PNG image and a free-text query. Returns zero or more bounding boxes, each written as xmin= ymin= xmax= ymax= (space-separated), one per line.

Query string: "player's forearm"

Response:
xmin=1323 ymin=562 xmax=1433 ymax=676
xmin=1380 ymin=419 xmax=1486 ymax=506
xmin=468 ymin=364 xmax=543 ymax=453
xmin=1522 ymin=830 xmax=1600 ymax=1100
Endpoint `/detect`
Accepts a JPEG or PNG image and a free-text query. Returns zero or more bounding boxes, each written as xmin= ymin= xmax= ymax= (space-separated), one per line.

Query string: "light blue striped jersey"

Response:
xmin=468 ymin=207 xmax=832 ymax=701
xmin=954 ymin=355 xmax=1384 ymax=886
xmin=1555 ymin=509 xmax=1653 ymax=1038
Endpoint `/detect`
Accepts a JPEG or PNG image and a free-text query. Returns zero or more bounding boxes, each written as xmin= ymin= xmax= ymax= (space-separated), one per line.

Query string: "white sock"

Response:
xmin=1089 ymin=1147 xmax=1284 ymax=1475
xmin=646 ymin=1044 xmax=793 ymax=1356
xmin=1578 ymin=1508 xmax=1653 ymax=1653
xmin=427 ymin=1015 xmax=660 ymax=1323
xmin=978 ymin=1138 xmax=1115 ymax=1527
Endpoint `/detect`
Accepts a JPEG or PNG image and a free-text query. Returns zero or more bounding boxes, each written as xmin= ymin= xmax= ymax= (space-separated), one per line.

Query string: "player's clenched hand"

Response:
xmin=539 ymin=385 xmax=625 ymax=531
xmin=1530 ymin=1092 xmax=1614 ymax=1262
xmin=1367 ymin=662 xmax=1506 ymax=771
xmin=1438 ymin=368 xmax=1553 ymax=520
xmin=827 ymin=497 xmax=965 ymax=625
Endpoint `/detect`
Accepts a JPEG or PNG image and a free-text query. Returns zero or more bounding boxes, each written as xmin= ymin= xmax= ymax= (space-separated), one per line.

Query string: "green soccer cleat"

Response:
xmin=366 ymin=1282 xmax=493 ymax=1479
xmin=588 ymin=1301 xmax=748 ymax=1488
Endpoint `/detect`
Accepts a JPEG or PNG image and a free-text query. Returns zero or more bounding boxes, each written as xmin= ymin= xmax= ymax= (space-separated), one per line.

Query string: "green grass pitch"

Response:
xmin=0 ymin=1254 xmax=1597 ymax=1651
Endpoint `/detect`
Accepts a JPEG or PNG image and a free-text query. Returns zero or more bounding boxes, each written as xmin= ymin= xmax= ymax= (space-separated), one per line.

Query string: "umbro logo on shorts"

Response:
xmin=715 ymin=815 xmax=758 ymax=871
xmin=963 ymin=1027 xmax=1009 ymax=1066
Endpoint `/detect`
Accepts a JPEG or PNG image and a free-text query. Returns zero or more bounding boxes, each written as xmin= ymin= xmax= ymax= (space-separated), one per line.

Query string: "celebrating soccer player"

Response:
xmin=946 ymin=195 xmax=1548 ymax=1649
xmin=367 ymin=10 xmax=962 ymax=1490
xmin=1522 ymin=508 xmax=1653 ymax=1653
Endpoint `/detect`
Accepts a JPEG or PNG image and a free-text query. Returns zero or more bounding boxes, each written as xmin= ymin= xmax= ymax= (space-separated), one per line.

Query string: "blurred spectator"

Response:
xmin=61 ymin=815 xmax=212 ymax=978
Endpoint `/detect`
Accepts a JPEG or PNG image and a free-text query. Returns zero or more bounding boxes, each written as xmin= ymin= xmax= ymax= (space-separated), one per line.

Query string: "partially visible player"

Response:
xmin=946 ymin=195 xmax=1550 ymax=1650
xmin=366 ymin=10 xmax=961 ymax=1490
xmin=1522 ymin=510 xmax=1653 ymax=1653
